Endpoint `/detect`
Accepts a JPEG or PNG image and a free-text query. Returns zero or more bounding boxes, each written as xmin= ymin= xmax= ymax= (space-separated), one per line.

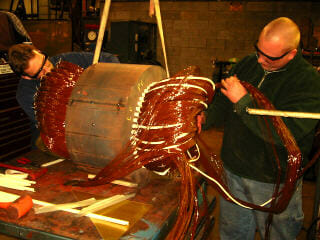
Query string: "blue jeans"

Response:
xmin=219 ymin=169 xmax=304 ymax=240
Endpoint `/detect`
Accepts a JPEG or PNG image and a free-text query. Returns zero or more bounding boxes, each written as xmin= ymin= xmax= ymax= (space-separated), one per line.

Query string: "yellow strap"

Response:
xmin=154 ymin=0 xmax=170 ymax=78
xmin=93 ymin=0 xmax=111 ymax=64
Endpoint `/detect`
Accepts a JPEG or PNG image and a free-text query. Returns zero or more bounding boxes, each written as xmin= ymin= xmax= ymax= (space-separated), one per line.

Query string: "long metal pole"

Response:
xmin=247 ymin=108 xmax=320 ymax=120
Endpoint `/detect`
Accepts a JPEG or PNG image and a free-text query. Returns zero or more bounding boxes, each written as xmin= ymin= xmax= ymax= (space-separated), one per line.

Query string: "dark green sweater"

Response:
xmin=203 ymin=49 xmax=320 ymax=183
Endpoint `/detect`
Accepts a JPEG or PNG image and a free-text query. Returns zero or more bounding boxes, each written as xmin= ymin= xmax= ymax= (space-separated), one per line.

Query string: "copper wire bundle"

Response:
xmin=34 ymin=61 xmax=84 ymax=157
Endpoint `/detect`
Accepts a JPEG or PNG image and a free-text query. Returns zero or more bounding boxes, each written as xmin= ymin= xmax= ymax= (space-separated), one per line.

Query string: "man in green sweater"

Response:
xmin=199 ymin=17 xmax=320 ymax=239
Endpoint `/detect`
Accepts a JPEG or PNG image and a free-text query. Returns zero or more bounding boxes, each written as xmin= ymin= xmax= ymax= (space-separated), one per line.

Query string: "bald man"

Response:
xmin=200 ymin=17 xmax=320 ymax=239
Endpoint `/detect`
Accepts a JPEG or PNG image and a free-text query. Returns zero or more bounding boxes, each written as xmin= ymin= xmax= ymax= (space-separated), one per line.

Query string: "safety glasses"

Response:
xmin=254 ymin=42 xmax=292 ymax=61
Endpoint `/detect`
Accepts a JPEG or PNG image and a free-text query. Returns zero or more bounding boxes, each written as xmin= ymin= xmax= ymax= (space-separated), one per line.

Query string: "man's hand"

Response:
xmin=221 ymin=75 xmax=247 ymax=103
xmin=196 ymin=112 xmax=206 ymax=134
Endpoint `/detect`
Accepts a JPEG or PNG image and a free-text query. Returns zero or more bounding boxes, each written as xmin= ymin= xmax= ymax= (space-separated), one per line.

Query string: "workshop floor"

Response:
xmin=0 ymin=128 xmax=317 ymax=240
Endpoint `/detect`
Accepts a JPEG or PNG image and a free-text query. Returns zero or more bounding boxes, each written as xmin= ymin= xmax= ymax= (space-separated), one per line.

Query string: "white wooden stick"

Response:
xmin=247 ymin=108 xmax=320 ymax=119
xmin=88 ymin=174 xmax=138 ymax=188
xmin=5 ymin=169 xmax=28 ymax=179
xmin=78 ymin=193 xmax=135 ymax=216
xmin=41 ymin=159 xmax=65 ymax=167
xmin=0 ymin=183 xmax=34 ymax=192
xmin=0 ymin=174 xmax=35 ymax=191
xmin=1 ymin=174 xmax=36 ymax=184
xmin=111 ymin=180 xmax=138 ymax=188
xmin=0 ymin=179 xmax=33 ymax=187
xmin=34 ymin=198 xmax=97 ymax=214
xmin=0 ymin=191 xmax=129 ymax=226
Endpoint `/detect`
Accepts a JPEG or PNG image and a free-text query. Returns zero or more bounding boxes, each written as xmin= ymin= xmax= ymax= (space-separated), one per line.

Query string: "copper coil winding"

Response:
xmin=34 ymin=61 xmax=84 ymax=158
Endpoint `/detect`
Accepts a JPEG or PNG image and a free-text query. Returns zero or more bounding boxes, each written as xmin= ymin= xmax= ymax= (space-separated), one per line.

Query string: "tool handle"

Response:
xmin=0 ymin=163 xmax=32 ymax=174
xmin=7 ymin=195 xmax=33 ymax=219
xmin=0 ymin=202 xmax=11 ymax=209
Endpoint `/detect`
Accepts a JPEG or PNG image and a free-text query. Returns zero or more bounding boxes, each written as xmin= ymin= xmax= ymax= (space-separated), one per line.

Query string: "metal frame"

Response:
xmin=9 ymin=0 xmax=39 ymax=20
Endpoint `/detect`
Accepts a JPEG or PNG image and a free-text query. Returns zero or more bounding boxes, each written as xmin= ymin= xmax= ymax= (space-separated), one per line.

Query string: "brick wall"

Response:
xmin=2 ymin=1 xmax=318 ymax=78
xmin=107 ymin=1 xmax=320 ymax=78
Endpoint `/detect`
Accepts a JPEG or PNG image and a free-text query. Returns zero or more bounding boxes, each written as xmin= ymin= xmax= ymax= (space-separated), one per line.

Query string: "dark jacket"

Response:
xmin=203 ymin=49 xmax=320 ymax=183
xmin=16 ymin=51 xmax=119 ymax=148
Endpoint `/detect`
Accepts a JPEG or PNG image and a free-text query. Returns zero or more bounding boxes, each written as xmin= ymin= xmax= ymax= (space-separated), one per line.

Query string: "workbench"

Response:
xmin=0 ymin=150 xmax=215 ymax=240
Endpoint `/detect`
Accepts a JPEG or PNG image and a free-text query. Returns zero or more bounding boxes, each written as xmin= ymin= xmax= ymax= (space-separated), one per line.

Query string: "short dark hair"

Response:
xmin=8 ymin=44 xmax=37 ymax=75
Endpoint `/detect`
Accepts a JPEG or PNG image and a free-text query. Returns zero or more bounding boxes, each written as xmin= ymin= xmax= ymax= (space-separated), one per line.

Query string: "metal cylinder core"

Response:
xmin=65 ymin=63 xmax=166 ymax=172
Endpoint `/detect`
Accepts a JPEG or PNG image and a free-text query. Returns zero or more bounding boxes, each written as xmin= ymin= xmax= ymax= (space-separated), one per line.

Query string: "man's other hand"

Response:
xmin=221 ymin=75 xmax=247 ymax=103
xmin=196 ymin=112 xmax=206 ymax=134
